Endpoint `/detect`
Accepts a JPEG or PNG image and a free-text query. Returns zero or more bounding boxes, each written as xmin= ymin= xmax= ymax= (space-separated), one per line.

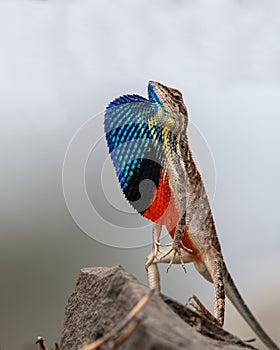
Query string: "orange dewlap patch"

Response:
xmin=142 ymin=170 xmax=175 ymax=225
xmin=142 ymin=170 xmax=200 ymax=262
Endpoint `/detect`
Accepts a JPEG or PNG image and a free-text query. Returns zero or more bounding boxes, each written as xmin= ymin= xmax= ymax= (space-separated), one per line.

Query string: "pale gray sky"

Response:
xmin=0 ymin=1 xmax=280 ymax=349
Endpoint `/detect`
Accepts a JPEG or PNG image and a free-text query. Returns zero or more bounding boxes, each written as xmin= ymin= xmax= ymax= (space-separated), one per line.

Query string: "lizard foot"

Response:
xmin=159 ymin=241 xmax=191 ymax=273
xmin=187 ymin=295 xmax=221 ymax=326
xmin=162 ymin=242 xmax=193 ymax=254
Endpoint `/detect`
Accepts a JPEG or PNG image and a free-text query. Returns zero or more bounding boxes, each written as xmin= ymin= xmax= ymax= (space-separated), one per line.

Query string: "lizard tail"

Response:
xmin=224 ymin=268 xmax=279 ymax=350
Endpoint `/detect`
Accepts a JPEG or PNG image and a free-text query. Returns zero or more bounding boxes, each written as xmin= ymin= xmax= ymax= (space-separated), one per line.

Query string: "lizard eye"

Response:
xmin=173 ymin=94 xmax=181 ymax=101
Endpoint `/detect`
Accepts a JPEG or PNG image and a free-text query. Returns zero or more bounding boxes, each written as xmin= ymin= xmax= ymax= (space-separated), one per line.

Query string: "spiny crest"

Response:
xmin=107 ymin=94 xmax=148 ymax=109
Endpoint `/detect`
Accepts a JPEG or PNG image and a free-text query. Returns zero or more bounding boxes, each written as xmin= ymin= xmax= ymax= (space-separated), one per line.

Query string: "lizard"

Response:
xmin=104 ymin=81 xmax=279 ymax=350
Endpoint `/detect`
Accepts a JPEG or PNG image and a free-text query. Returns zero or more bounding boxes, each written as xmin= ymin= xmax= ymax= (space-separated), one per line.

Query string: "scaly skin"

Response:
xmin=145 ymin=81 xmax=279 ymax=350
xmin=105 ymin=81 xmax=279 ymax=350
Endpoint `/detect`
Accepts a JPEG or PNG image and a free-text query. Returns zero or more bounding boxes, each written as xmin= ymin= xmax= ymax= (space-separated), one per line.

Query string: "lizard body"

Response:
xmin=104 ymin=81 xmax=279 ymax=350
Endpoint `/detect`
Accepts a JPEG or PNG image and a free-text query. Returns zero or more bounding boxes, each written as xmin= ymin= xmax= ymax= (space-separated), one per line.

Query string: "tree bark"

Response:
xmin=60 ymin=265 xmax=257 ymax=350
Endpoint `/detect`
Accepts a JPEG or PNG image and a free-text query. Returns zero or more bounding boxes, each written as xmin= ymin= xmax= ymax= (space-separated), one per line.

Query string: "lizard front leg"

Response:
xmin=146 ymin=241 xmax=194 ymax=292
xmin=162 ymin=160 xmax=191 ymax=272
xmin=146 ymin=256 xmax=161 ymax=292
xmin=145 ymin=223 xmax=162 ymax=270
xmin=145 ymin=223 xmax=162 ymax=292
xmin=167 ymin=213 xmax=188 ymax=271
xmin=159 ymin=213 xmax=193 ymax=272
xmin=146 ymin=222 xmax=188 ymax=291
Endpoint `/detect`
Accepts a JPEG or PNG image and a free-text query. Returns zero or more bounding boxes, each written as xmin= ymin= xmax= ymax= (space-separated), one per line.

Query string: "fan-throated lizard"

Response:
xmin=104 ymin=81 xmax=279 ymax=350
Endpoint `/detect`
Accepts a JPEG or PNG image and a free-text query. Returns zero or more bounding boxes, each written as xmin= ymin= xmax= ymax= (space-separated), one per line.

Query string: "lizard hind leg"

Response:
xmin=187 ymin=295 xmax=221 ymax=326
xmin=200 ymin=249 xmax=226 ymax=327
xmin=145 ymin=223 xmax=162 ymax=271
xmin=188 ymin=258 xmax=224 ymax=326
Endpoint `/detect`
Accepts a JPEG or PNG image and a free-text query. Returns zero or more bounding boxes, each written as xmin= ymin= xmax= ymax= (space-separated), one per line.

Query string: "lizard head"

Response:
xmin=148 ymin=81 xmax=188 ymax=135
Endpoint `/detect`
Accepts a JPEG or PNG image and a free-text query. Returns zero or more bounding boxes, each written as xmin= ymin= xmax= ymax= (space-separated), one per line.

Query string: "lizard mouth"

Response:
xmin=148 ymin=80 xmax=164 ymax=104
xmin=148 ymin=81 xmax=177 ymax=113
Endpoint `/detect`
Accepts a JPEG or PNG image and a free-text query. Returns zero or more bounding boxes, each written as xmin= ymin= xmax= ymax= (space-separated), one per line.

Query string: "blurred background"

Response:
xmin=1 ymin=1 xmax=280 ymax=349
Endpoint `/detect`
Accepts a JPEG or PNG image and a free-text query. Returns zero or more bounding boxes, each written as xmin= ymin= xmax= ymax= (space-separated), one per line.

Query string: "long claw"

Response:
xmin=162 ymin=246 xmax=187 ymax=273
xmin=166 ymin=252 xmax=176 ymax=272
xmin=179 ymin=253 xmax=187 ymax=273
xmin=187 ymin=295 xmax=220 ymax=326
xmin=181 ymin=245 xmax=193 ymax=254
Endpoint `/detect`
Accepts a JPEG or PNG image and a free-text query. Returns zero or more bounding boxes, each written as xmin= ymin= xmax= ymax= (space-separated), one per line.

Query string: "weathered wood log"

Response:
xmin=60 ymin=266 xmax=257 ymax=350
